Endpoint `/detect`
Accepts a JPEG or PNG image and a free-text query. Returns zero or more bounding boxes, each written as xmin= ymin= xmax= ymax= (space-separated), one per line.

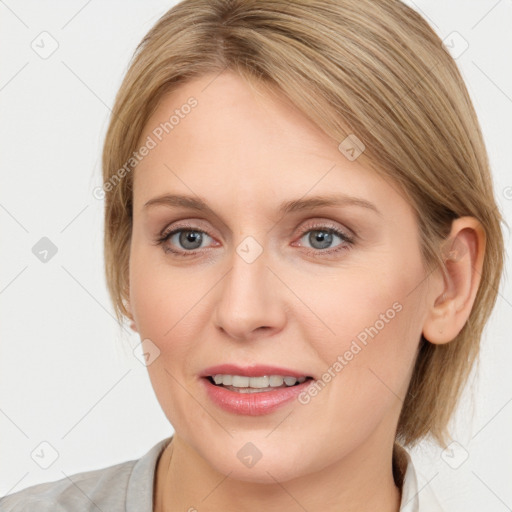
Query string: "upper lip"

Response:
xmin=200 ymin=364 xmax=312 ymax=379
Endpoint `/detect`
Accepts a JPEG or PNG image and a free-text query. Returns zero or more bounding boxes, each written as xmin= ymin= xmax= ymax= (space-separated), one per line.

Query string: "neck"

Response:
xmin=155 ymin=432 xmax=402 ymax=512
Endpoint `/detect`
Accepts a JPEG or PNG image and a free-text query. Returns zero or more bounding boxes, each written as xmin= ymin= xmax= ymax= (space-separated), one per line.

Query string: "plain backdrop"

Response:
xmin=0 ymin=1 xmax=511 ymax=510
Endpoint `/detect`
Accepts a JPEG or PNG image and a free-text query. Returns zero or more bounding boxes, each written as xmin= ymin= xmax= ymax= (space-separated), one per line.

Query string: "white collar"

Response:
xmin=398 ymin=445 xmax=445 ymax=511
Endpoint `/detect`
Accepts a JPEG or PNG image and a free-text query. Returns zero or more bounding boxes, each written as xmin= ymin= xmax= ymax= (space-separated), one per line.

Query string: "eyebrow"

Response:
xmin=143 ymin=193 xmax=381 ymax=217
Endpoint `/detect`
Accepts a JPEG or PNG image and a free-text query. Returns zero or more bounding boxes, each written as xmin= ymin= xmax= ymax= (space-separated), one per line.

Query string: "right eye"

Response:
xmin=155 ymin=226 xmax=218 ymax=256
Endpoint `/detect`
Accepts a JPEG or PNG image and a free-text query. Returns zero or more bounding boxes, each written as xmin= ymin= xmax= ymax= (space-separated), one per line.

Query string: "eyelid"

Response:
xmin=158 ymin=217 xmax=355 ymax=239
xmin=295 ymin=219 xmax=355 ymax=240
xmin=159 ymin=218 xmax=215 ymax=238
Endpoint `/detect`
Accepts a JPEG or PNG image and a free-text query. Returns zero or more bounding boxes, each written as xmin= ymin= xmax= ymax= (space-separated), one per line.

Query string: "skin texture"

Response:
xmin=126 ymin=71 xmax=485 ymax=511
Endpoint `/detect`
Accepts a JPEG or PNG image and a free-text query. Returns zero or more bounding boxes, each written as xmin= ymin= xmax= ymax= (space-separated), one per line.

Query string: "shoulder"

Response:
xmin=0 ymin=437 xmax=172 ymax=512
xmin=0 ymin=460 xmax=136 ymax=512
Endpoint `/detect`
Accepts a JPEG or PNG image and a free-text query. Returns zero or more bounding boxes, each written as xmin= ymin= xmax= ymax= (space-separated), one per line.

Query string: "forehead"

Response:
xmin=132 ymin=71 xmax=411 ymax=221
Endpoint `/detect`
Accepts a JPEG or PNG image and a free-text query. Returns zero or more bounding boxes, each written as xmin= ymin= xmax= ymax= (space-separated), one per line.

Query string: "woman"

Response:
xmin=0 ymin=0 xmax=504 ymax=510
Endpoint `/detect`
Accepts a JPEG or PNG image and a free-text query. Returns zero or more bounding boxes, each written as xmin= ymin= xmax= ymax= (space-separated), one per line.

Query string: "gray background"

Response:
xmin=1 ymin=1 xmax=511 ymax=510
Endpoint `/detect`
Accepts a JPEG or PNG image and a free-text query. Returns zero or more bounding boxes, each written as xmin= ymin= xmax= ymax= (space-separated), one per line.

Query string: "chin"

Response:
xmin=192 ymin=436 xmax=316 ymax=484
xmin=215 ymin=456 xmax=307 ymax=484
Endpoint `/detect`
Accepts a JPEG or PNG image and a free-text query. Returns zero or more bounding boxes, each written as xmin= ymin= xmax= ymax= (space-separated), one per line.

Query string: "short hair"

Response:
xmin=101 ymin=0 xmax=505 ymax=447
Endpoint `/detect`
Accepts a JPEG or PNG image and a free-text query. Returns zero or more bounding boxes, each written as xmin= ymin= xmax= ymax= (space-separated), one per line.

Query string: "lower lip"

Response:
xmin=202 ymin=377 xmax=312 ymax=415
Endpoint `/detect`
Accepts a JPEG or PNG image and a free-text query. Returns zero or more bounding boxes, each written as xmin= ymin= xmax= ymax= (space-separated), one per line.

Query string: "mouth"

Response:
xmin=205 ymin=374 xmax=314 ymax=393
xmin=200 ymin=365 xmax=315 ymax=415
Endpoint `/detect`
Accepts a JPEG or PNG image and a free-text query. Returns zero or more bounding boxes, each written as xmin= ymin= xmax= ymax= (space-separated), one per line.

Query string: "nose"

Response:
xmin=213 ymin=244 xmax=287 ymax=341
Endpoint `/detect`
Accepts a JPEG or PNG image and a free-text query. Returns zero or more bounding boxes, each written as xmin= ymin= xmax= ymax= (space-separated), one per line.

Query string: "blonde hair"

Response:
xmin=101 ymin=0 xmax=505 ymax=446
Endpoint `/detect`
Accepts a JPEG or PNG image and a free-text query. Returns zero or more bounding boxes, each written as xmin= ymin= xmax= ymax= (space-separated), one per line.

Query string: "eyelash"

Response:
xmin=153 ymin=222 xmax=355 ymax=258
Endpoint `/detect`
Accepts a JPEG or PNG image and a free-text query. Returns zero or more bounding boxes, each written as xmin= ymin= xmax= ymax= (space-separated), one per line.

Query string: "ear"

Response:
xmin=422 ymin=216 xmax=486 ymax=344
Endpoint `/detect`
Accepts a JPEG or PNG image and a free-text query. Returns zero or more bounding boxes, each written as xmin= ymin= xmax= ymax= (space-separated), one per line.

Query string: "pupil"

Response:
xmin=180 ymin=231 xmax=202 ymax=249
xmin=309 ymin=230 xmax=332 ymax=249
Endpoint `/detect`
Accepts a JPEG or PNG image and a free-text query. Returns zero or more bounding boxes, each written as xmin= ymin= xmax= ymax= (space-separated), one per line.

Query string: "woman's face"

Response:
xmin=129 ymin=71 xmax=435 ymax=482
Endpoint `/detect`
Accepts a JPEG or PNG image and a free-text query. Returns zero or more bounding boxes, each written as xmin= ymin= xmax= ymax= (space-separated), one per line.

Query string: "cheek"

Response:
xmin=287 ymin=272 xmax=424 ymax=457
xmin=129 ymin=247 xmax=208 ymax=428
xmin=128 ymin=244 xmax=218 ymax=382
xmin=304 ymin=267 xmax=420 ymax=347
xmin=296 ymin=258 xmax=426 ymax=402
xmin=129 ymin=242 xmax=201 ymax=337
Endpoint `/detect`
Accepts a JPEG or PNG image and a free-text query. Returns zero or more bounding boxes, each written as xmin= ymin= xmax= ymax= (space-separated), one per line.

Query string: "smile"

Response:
xmin=200 ymin=364 xmax=315 ymax=414
xmin=208 ymin=374 xmax=310 ymax=393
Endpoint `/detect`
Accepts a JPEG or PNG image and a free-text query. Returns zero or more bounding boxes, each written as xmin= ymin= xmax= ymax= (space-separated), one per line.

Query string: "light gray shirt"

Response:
xmin=0 ymin=436 xmax=444 ymax=511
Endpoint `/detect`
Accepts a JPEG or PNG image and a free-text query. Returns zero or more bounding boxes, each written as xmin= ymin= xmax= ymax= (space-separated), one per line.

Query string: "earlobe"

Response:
xmin=422 ymin=216 xmax=486 ymax=345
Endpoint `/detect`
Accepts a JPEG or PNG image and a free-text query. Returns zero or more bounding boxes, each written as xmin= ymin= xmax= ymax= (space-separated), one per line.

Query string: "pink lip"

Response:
xmin=200 ymin=364 xmax=311 ymax=379
xmin=199 ymin=364 xmax=314 ymax=416
xmin=201 ymin=377 xmax=312 ymax=415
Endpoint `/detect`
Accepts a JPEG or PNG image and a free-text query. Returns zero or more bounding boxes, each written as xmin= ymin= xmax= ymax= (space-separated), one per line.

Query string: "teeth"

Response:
xmin=211 ymin=374 xmax=308 ymax=389
xmin=249 ymin=376 xmax=270 ymax=388
xmin=232 ymin=375 xmax=249 ymax=387
xmin=269 ymin=375 xmax=284 ymax=387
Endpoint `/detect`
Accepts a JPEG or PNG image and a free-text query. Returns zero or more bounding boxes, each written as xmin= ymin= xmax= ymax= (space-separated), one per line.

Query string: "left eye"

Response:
xmin=297 ymin=228 xmax=351 ymax=250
